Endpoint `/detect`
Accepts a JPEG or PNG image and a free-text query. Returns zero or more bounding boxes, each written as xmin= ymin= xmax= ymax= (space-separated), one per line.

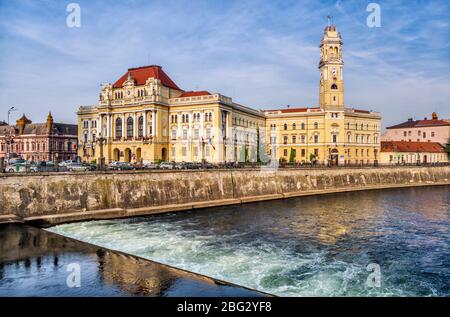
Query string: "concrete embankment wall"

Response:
xmin=0 ymin=166 xmax=449 ymax=226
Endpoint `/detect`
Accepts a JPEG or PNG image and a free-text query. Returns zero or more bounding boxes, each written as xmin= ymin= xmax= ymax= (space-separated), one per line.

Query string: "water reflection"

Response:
xmin=0 ymin=224 xmax=265 ymax=297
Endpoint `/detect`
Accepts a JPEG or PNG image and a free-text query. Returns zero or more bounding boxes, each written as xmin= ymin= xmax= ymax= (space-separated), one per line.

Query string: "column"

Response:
xmin=133 ymin=112 xmax=137 ymax=138
xmin=122 ymin=113 xmax=126 ymax=139
xmin=106 ymin=114 xmax=111 ymax=138
xmin=152 ymin=110 xmax=157 ymax=136
xmin=143 ymin=111 xmax=147 ymax=137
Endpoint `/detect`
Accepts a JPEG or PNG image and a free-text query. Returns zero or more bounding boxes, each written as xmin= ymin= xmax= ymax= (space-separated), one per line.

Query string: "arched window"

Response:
xmin=314 ymin=134 xmax=319 ymax=143
xmin=284 ymin=123 xmax=287 ymax=130
xmin=126 ymin=117 xmax=133 ymax=138
xmin=331 ymin=84 xmax=338 ymax=90
xmin=138 ymin=116 xmax=143 ymax=137
xmin=292 ymin=123 xmax=296 ymax=130
xmin=301 ymin=122 xmax=305 ymax=130
xmin=115 ymin=118 xmax=122 ymax=139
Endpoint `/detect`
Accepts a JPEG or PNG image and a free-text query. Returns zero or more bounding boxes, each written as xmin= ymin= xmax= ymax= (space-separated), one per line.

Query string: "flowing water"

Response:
xmin=48 ymin=186 xmax=450 ymax=296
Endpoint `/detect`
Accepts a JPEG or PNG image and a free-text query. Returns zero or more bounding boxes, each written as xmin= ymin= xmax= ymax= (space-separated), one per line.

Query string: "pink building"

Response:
xmin=382 ymin=112 xmax=450 ymax=146
xmin=0 ymin=113 xmax=78 ymax=162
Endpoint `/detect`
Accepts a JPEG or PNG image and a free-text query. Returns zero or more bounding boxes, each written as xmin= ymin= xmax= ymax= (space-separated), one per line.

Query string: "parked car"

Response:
xmin=108 ymin=161 xmax=134 ymax=171
xmin=67 ymin=163 xmax=93 ymax=172
xmin=5 ymin=162 xmax=38 ymax=173
xmin=159 ymin=161 xmax=175 ymax=170
xmin=33 ymin=161 xmax=57 ymax=172
xmin=58 ymin=160 xmax=78 ymax=167
xmin=143 ymin=162 xmax=159 ymax=169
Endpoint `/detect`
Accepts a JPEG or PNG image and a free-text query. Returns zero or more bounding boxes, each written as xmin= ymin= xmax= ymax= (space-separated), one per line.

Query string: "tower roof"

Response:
xmin=113 ymin=65 xmax=181 ymax=90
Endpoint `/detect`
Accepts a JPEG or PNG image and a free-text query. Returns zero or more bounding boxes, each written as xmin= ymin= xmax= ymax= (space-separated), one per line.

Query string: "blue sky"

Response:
xmin=0 ymin=0 xmax=449 ymax=129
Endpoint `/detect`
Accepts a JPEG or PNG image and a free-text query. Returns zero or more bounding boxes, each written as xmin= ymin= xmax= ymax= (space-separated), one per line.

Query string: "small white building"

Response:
xmin=380 ymin=141 xmax=448 ymax=165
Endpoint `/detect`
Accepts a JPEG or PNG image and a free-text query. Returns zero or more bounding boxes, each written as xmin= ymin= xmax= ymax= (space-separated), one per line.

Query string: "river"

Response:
xmin=46 ymin=186 xmax=450 ymax=296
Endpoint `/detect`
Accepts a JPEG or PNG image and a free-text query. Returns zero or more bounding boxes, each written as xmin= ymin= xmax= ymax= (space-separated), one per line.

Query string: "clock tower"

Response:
xmin=319 ymin=21 xmax=344 ymax=110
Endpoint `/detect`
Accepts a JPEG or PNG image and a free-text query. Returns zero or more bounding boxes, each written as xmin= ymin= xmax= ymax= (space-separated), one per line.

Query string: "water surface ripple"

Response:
xmin=49 ymin=186 xmax=450 ymax=296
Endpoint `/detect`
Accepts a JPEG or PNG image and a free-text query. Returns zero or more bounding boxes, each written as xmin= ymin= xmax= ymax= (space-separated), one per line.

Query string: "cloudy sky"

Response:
xmin=0 ymin=0 xmax=449 ymax=129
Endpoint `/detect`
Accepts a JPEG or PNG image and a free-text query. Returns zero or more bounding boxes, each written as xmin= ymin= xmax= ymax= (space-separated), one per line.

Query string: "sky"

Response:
xmin=0 ymin=0 xmax=449 ymax=129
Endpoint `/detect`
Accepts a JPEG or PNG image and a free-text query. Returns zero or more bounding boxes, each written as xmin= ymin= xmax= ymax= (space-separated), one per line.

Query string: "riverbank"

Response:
xmin=1 ymin=166 xmax=449 ymax=226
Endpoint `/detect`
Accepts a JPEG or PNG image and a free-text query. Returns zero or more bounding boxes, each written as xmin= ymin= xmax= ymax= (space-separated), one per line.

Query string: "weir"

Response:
xmin=0 ymin=166 xmax=449 ymax=226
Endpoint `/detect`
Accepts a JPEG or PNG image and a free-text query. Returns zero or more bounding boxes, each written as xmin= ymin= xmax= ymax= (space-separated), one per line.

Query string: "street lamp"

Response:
xmin=96 ymin=132 xmax=107 ymax=170
xmin=7 ymin=107 xmax=17 ymax=125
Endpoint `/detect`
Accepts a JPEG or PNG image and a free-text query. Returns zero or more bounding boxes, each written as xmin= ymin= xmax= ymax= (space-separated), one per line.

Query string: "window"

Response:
xmin=284 ymin=124 xmax=288 ymax=130
xmin=314 ymin=149 xmax=319 ymax=157
xmin=301 ymin=135 xmax=306 ymax=143
xmin=301 ymin=122 xmax=305 ymax=130
xmin=314 ymin=135 xmax=319 ymax=143
xmin=347 ymin=134 xmax=351 ymax=143
xmin=301 ymin=149 xmax=306 ymax=157
xmin=194 ymin=147 xmax=198 ymax=157
xmin=423 ymin=132 xmax=426 ymax=138
xmin=332 ymin=134 xmax=337 ymax=143
xmin=292 ymin=135 xmax=296 ymax=144
xmin=431 ymin=132 xmax=435 ymax=137
xmin=314 ymin=122 xmax=318 ymax=129
xmin=283 ymin=149 xmax=288 ymax=157
xmin=292 ymin=123 xmax=296 ymax=130
xmin=206 ymin=128 xmax=211 ymax=139
xmin=194 ymin=129 xmax=199 ymax=140
xmin=83 ymin=120 xmax=88 ymax=129
xmin=171 ymin=147 xmax=175 ymax=158
xmin=283 ymin=136 xmax=288 ymax=145
xmin=183 ymin=130 xmax=188 ymax=140
xmin=403 ymin=131 xmax=407 ymax=137
xmin=171 ymin=129 xmax=177 ymax=140
xmin=84 ymin=133 xmax=88 ymax=143
xmin=331 ymin=84 xmax=338 ymax=90
xmin=138 ymin=116 xmax=143 ymax=137
xmin=182 ymin=147 xmax=187 ymax=156
xmin=126 ymin=117 xmax=133 ymax=138
xmin=115 ymin=118 xmax=122 ymax=138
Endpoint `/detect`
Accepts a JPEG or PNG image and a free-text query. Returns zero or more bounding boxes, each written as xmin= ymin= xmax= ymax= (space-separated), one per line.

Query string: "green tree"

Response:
xmin=289 ymin=148 xmax=295 ymax=163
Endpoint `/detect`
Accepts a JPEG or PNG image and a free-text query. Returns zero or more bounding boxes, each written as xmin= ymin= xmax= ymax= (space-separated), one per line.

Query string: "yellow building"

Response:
xmin=77 ymin=23 xmax=381 ymax=165
xmin=77 ymin=66 xmax=265 ymax=164
xmin=265 ymin=24 xmax=381 ymax=165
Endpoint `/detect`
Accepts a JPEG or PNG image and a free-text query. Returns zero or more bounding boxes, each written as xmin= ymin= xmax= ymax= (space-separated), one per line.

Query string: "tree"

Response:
xmin=289 ymin=148 xmax=295 ymax=163
xmin=445 ymin=139 xmax=450 ymax=159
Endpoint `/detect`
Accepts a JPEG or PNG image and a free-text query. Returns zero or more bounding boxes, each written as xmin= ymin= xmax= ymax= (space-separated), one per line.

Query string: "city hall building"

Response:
xmin=77 ymin=23 xmax=381 ymax=165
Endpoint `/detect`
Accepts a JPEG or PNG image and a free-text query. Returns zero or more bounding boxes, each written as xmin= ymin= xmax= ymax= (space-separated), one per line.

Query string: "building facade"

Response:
xmin=264 ymin=24 xmax=381 ymax=165
xmin=380 ymin=141 xmax=448 ymax=164
xmin=77 ymin=66 xmax=265 ymax=164
xmin=382 ymin=112 xmax=450 ymax=146
xmin=0 ymin=113 xmax=78 ymax=162
xmin=77 ymin=23 xmax=381 ymax=165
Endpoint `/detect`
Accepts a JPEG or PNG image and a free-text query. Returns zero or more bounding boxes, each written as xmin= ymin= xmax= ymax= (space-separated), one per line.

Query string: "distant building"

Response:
xmin=0 ymin=113 xmax=78 ymax=162
xmin=380 ymin=141 xmax=448 ymax=164
xmin=382 ymin=112 xmax=450 ymax=146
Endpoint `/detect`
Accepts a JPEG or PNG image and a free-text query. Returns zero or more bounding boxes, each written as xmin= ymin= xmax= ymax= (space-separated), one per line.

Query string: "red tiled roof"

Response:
xmin=354 ymin=109 xmax=371 ymax=114
xmin=387 ymin=118 xmax=450 ymax=129
xmin=113 ymin=65 xmax=181 ymax=90
xmin=381 ymin=141 xmax=445 ymax=153
xmin=179 ymin=91 xmax=211 ymax=97
xmin=265 ymin=107 xmax=320 ymax=114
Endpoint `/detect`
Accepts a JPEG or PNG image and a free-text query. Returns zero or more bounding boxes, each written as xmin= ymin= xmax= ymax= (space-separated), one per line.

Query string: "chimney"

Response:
xmin=432 ymin=112 xmax=438 ymax=120
xmin=407 ymin=118 xmax=413 ymax=122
